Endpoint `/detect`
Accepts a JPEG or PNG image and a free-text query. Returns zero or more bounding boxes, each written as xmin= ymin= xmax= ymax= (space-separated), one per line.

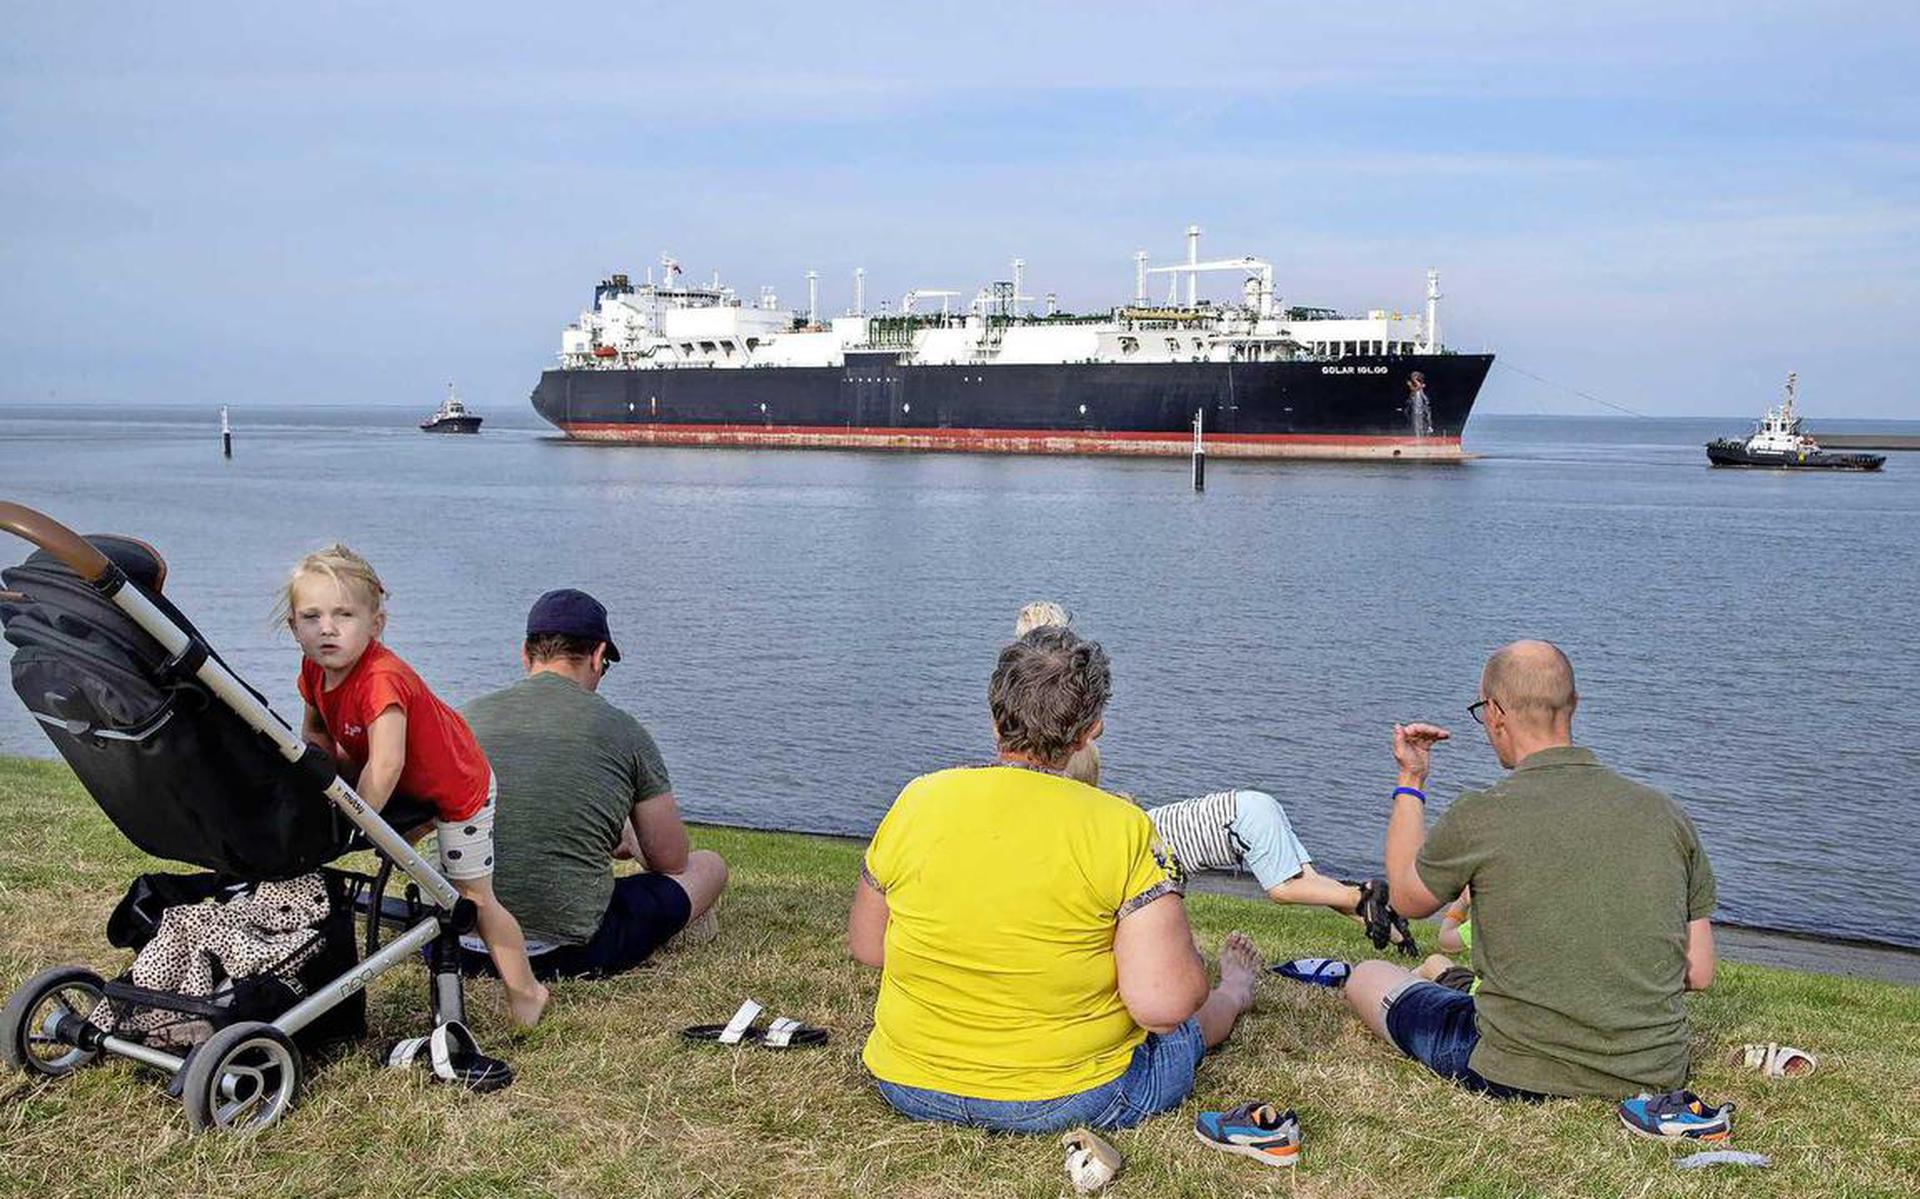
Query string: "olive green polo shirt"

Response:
xmin=1417 ymin=746 xmax=1716 ymax=1098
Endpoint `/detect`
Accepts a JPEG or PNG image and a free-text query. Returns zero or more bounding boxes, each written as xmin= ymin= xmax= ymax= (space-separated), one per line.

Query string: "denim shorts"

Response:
xmin=1382 ymin=979 xmax=1547 ymax=1101
xmin=873 ymin=1018 xmax=1206 ymax=1133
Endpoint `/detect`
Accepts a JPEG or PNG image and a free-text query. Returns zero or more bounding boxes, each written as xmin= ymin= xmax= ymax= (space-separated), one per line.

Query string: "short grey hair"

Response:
xmin=1482 ymin=639 xmax=1578 ymax=724
xmin=989 ymin=627 xmax=1112 ymax=768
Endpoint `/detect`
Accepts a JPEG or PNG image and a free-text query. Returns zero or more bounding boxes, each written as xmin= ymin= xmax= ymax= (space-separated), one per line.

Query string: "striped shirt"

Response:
xmin=1145 ymin=790 xmax=1244 ymax=877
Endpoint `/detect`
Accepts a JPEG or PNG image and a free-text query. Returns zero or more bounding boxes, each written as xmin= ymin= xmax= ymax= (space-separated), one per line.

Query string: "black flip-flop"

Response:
xmin=381 ymin=1020 xmax=515 ymax=1093
xmin=682 ymin=999 xmax=828 ymax=1049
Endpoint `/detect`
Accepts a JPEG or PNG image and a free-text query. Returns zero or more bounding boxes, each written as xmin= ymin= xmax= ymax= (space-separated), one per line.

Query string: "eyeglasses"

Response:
xmin=1467 ymin=696 xmax=1502 ymax=725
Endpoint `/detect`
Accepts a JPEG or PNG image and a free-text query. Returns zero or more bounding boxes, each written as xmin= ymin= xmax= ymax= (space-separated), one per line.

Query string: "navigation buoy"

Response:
xmin=1191 ymin=408 xmax=1205 ymax=491
xmin=220 ymin=406 xmax=232 ymax=459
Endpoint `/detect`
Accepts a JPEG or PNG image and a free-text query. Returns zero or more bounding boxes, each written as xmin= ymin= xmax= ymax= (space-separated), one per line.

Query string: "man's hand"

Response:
xmin=1393 ymin=722 xmax=1451 ymax=787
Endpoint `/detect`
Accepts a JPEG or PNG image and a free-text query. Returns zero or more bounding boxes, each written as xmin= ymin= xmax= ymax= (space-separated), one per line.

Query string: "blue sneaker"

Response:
xmin=1194 ymin=1102 xmax=1301 ymax=1167
xmin=1617 ymin=1090 xmax=1734 ymax=1141
xmin=1273 ymin=958 xmax=1349 ymax=988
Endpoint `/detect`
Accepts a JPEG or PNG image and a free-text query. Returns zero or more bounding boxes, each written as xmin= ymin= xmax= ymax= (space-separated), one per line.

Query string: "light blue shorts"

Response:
xmin=1230 ymin=789 xmax=1312 ymax=891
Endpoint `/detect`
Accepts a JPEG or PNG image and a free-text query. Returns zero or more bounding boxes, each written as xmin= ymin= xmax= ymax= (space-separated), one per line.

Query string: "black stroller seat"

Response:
xmin=0 ymin=502 xmax=506 ymax=1133
xmin=4 ymin=534 xmax=354 ymax=878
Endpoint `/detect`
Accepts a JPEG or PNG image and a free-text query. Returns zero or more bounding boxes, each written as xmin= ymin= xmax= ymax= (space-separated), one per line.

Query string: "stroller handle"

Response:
xmin=0 ymin=501 xmax=113 ymax=584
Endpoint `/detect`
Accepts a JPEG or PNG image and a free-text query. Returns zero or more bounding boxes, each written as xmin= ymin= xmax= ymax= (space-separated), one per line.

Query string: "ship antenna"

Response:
xmin=1134 ymin=251 xmax=1148 ymax=304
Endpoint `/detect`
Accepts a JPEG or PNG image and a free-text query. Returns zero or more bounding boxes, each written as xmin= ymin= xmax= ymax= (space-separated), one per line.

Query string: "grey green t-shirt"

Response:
xmin=1416 ymin=746 xmax=1716 ymax=1098
xmin=462 ymin=673 xmax=672 ymax=945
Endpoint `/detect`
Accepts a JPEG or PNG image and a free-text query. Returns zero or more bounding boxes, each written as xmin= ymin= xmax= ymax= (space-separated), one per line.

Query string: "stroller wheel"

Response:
xmin=3 ymin=965 xmax=105 ymax=1078
xmin=182 ymin=1021 xmax=303 ymax=1134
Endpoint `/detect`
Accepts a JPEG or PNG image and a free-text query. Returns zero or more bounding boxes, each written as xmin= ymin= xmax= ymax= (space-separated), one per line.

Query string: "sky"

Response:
xmin=3 ymin=2 xmax=1916 ymax=418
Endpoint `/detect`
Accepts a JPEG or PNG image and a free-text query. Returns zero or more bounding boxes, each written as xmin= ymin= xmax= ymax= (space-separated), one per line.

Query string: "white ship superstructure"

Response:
xmin=558 ymin=231 xmax=1448 ymax=372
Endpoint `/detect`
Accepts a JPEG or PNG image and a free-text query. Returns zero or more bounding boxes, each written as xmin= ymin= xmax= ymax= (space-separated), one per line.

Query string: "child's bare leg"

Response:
xmin=1265 ymin=863 xmax=1363 ymax=914
xmin=1416 ymin=953 xmax=1454 ymax=982
xmin=454 ymin=875 xmax=549 ymax=1028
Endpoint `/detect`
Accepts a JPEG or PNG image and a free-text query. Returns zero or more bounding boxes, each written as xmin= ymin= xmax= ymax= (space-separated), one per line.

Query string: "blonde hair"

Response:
xmin=1063 ymin=741 xmax=1101 ymax=788
xmin=278 ymin=544 xmax=387 ymax=626
xmin=1013 ymin=600 xmax=1071 ymax=638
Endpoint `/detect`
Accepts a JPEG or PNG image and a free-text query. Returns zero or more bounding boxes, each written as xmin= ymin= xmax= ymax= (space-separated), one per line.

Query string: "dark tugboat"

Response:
xmin=1707 ymin=374 xmax=1884 ymax=471
xmin=421 ymin=384 xmax=483 ymax=434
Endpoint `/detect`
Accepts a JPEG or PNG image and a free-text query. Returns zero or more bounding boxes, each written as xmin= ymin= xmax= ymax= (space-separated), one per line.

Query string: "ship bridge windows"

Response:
xmin=699 ymin=340 xmax=718 ymax=354
xmin=679 ymin=342 xmax=695 ymax=356
xmin=1120 ymin=336 xmax=1138 ymax=354
xmin=1165 ymin=337 xmax=1180 ymax=353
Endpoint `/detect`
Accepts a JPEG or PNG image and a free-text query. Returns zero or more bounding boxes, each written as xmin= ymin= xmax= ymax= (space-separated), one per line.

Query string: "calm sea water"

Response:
xmin=2 ymin=404 xmax=1916 ymax=947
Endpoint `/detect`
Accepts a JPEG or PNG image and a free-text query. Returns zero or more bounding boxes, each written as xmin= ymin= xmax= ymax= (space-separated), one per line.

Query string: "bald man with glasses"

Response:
xmin=1341 ymin=640 xmax=1718 ymax=1100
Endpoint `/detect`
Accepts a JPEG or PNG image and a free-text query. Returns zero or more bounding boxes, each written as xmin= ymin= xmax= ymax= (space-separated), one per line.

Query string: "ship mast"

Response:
xmin=1186 ymin=225 xmax=1201 ymax=307
xmin=1425 ymin=270 xmax=1441 ymax=353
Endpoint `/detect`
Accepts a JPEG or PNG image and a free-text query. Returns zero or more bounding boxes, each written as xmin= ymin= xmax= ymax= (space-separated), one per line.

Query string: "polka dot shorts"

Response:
xmin=436 ymin=772 xmax=498 ymax=882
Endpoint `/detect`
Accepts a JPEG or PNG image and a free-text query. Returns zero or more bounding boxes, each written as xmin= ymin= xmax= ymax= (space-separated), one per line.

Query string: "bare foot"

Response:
xmin=1219 ymin=931 xmax=1264 ymax=1011
xmin=663 ymin=907 xmax=720 ymax=952
xmin=507 ymin=982 xmax=550 ymax=1028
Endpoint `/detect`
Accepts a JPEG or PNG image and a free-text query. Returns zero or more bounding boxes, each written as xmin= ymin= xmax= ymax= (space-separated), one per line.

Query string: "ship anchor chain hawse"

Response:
xmin=529 ymin=227 xmax=1494 ymax=461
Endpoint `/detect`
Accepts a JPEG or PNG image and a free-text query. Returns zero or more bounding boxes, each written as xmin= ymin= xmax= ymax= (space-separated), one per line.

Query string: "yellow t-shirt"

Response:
xmin=860 ymin=765 xmax=1180 ymax=1101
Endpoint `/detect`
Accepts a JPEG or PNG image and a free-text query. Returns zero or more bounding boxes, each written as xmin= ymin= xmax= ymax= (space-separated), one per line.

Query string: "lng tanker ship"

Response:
xmin=530 ymin=227 xmax=1493 ymax=460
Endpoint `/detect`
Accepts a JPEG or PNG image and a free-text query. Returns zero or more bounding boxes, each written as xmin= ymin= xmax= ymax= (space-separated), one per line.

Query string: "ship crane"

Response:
xmin=902 ymin=289 xmax=962 ymax=316
xmin=1145 ymin=257 xmax=1277 ymax=318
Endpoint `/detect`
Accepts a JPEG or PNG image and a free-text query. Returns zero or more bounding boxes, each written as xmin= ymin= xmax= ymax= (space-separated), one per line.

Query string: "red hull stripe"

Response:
xmin=555 ymin=422 xmax=1463 ymax=459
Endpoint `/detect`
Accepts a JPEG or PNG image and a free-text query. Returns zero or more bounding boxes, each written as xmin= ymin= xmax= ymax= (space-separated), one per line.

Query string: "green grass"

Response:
xmin=1 ymin=753 xmax=1916 ymax=1197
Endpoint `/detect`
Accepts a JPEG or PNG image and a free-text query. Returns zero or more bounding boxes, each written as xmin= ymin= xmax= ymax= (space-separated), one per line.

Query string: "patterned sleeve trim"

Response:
xmin=859 ymin=863 xmax=885 ymax=894
xmin=1117 ymin=876 xmax=1183 ymax=919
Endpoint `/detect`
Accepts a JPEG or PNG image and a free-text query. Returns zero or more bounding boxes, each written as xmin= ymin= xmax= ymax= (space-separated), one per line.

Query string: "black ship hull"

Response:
xmin=1705 ymin=440 xmax=1884 ymax=471
xmin=421 ymin=416 xmax=483 ymax=434
xmin=530 ymin=354 xmax=1493 ymax=460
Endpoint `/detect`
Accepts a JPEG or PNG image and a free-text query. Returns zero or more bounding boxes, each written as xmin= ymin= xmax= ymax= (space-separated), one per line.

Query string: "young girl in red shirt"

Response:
xmin=282 ymin=545 xmax=548 ymax=1027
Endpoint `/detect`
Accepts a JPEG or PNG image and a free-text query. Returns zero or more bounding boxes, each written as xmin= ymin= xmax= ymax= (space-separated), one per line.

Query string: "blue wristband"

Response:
xmin=1392 ymin=786 xmax=1427 ymax=803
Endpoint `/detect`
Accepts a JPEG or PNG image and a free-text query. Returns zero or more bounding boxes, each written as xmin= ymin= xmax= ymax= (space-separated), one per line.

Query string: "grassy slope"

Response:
xmin=0 ymin=754 xmax=1915 ymax=1199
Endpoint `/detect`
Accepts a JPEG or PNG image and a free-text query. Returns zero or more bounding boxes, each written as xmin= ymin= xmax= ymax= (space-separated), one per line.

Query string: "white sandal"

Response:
xmin=1731 ymin=1041 xmax=1817 ymax=1078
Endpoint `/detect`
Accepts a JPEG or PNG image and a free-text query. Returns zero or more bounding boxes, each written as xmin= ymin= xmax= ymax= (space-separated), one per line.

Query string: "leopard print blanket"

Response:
xmin=91 ymin=874 xmax=332 ymax=1046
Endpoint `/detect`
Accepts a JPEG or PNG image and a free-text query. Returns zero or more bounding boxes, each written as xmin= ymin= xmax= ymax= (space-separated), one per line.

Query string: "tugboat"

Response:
xmin=420 ymin=384 xmax=483 ymax=434
xmin=1706 ymin=374 xmax=1884 ymax=471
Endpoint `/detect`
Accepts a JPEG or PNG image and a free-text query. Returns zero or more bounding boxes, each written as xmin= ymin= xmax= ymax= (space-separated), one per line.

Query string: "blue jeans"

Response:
xmin=1383 ymin=980 xmax=1548 ymax=1101
xmin=873 ymin=1018 xmax=1206 ymax=1133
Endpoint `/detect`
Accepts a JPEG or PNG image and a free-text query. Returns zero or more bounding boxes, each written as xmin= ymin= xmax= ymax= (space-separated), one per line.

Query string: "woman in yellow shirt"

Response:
xmin=847 ymin=627 xmax=1264 ymax=1132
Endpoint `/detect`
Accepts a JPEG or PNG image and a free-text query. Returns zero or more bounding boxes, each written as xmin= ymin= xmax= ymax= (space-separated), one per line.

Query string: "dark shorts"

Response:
xmin=1382 ymin=980 xmax=1548 ymax=1102
xmin=463 ymin=872 xmax=692 ymax=981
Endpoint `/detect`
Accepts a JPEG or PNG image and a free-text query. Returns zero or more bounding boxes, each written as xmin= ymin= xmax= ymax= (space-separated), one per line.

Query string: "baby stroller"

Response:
xmin=0 ymin=502 xmax=508 ymax=1132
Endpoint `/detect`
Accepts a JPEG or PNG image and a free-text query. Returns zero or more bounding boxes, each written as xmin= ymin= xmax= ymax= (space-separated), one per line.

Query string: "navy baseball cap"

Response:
xmin=526 ymin=588 xmax=621 ymax=662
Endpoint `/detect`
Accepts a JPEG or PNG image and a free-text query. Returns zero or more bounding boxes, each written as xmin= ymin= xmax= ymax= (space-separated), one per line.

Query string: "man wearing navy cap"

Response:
xmin=460 ymin=589 xmax=728 ymax=978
